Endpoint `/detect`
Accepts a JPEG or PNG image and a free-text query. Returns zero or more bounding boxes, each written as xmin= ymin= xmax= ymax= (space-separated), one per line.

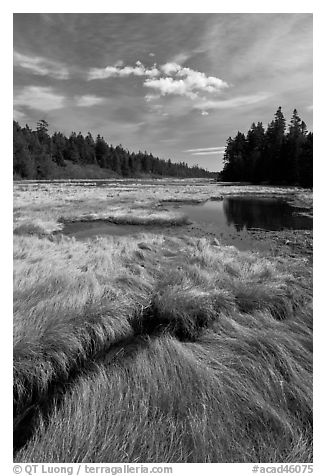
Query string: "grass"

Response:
xmin=13 ymin=180 xmax=312 ymax=234
xmin=61 ymin=208 xmax=191 ymax=226
xmin=13 ymin=179 xmax=313 ymax=463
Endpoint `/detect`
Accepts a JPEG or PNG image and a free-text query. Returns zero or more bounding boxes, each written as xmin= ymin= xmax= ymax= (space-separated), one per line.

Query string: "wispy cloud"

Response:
xmin=184 ymin=146 xmax=225 ymax=156
xmin=184 ymin=146 xmax=225 ymax=153
xmin=194 ymin=93 xmax=270 ymax=111
xmin=191 ymin=150 xmax=225 ymax=156
xmin=144 ymin=94 xmax=161 ymax=102
xmin=88 ymin=61 xmax=160 ymax=80
xmin=75 ymin=95 xmax=105 ymax=107
xmin=14 ymin=86 xmax=108 ymax=111
xmin=13 ymin=109 xmax=26 ymax=121
xmin=13 ymin=50 xmax=70 ymax=80
xmin=170 ymin=52 xmax=192 ymax=65
xmin=14 ymin=86 xmax=66 ymax=111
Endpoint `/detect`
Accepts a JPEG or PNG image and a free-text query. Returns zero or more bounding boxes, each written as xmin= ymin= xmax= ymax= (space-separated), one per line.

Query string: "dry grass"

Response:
xmin=14 ymin=233 xmax=312 ymax=462
xmin=15 ymin=328 xmax=312 ymax=463
xmin=13 ymin=179 xmax=312 ymax=235
xmin=13 ymin=179 xmax=313 ymax=463
xmin=62 ymin=208 xmax=190 ymax=226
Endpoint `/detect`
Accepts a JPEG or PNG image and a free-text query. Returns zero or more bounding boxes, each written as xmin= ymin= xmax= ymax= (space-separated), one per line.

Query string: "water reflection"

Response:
xmin=223 ymin=197 xmax=312 ymax=231
xmin=60 ymin=196 xmax=312 ymax=252
xmin=178 ymin=197 xmax=312 ymax=233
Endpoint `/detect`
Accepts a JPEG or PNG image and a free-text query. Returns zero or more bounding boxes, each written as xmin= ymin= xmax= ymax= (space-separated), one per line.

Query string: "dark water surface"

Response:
xmin=178 ymin=197 xmax=312 ymax=232
xmin=61 ymin=197 xmax=312 ymax=251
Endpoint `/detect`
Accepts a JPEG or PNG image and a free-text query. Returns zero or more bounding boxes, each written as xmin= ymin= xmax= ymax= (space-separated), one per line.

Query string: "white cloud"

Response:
xmin=184 ymin=146 xmax=225 ymax=153
xmin=144 ymin=77 xmax=198 ymax=99
xmin=194 ymin=93 xmax=270 ymax=111
xmin=160 ymin=62 xmax=182 ymax=75
xmin=88 ymin=60 xmax=228 ymax=101
xmin=184 ymin=146 xmax=225 ymax=155
xmin=88 ymin=61 xmax=160 ymax=80
xmin=89 ymin=65 xmax=120 ymax=79
xmin=75 ymin=95 xmax=105 ymax=107
xmin=145 ymin=64 xmax=228 ymax=99
xmin=191 ymin=150 xmax=225 ymax=156
xmin=13 ymin=50 xmax=70 ymax=79
xmin=14 ymin=86 xmax=66 ymax=111
xmin=175 ymin=67 xmax=228 ymax=92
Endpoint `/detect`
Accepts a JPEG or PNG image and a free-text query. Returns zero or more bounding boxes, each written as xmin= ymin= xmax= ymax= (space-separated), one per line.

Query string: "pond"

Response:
xmin=178 ymin=196 xmax=312 ymax=232
xmin=60 ymin=196 xmax=312 ymax=251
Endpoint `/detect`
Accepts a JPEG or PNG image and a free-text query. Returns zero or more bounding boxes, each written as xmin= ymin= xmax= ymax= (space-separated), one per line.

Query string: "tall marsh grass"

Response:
xmin=13 ymin=232 xmax=312 ymax=462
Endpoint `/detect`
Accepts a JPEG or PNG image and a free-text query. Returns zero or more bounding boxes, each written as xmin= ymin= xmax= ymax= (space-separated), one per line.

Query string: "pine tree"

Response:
xmin=285 ymin=109 xmax=305 ymax=184
xmin=264 ymin=107 xmax=286 ymax=183
xmin=51 ymin=132 xmax=66 ymax=166
xmin=220 ymin=107 xmax=312 ymax=187
xmin=95 ymin=135 xmax=109 ymax=168
xmin=85 ymin=133 xmax=96 ymax=164
xmin=298 ymin=132 xmax=313 ymax=187
xmin=13 ymin=120 xmax=214 ymax=179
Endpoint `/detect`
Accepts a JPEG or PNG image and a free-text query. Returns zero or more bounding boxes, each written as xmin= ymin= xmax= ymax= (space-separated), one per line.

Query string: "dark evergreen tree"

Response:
xmin=65 ymin=133 xmax=80 ymax=163
xmin=284 ymin=109 xmax=306 ymax=183
xmin=245 ymin=122 xmax=265 ymax=183
xmin=13 ymin=120 xmax=215 ymax=180
xmin=298 ymin=132 xmax=313 ymax=188
xmin=51 ymin=132 xmax=66 ymax=166
xmin=222 ymin=133 xmax=246 ymax=181
xmin=13 ymin=121 xmax=36 ymax=178
xmin=85 ymin=133 xmax=96 ymax=164
xmin=264 ymin=107 xmax=286 ymax=183
xmin=95 ymin=135 xmax=110 ymax=168
xmin=221 ymin=107 xmax=312 ymax=188
xmin=36 ymin=119 xmax=49 ymax=141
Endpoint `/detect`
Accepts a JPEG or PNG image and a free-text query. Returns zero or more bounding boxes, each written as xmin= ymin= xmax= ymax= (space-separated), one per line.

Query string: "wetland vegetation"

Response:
xmin=13 ymin=178 xmax=313 ymax=463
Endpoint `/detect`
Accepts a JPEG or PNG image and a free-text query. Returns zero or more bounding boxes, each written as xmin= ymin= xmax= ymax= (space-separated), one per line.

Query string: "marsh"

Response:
xmin=13 ymin=179 xmax=313 ymax=463
xmin=56 ymin=192 xmax=312 ymax=253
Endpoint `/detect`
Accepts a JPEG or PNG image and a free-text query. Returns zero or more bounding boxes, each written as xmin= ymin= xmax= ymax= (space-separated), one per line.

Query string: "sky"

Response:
xmin=13 ymin=13 xmax=313 ymax=171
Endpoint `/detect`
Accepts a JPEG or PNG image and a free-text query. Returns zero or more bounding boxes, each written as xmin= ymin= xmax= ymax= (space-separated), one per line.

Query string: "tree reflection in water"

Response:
xmin=223 ymin=197 xmax=312 ymax=231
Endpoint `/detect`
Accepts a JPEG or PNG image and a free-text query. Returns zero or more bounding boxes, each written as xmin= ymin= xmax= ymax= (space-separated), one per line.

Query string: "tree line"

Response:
xmin=13 ymin=120 xmax=215 ymax=180
xmin=221 ymin=107 xmax=313 ymax=187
